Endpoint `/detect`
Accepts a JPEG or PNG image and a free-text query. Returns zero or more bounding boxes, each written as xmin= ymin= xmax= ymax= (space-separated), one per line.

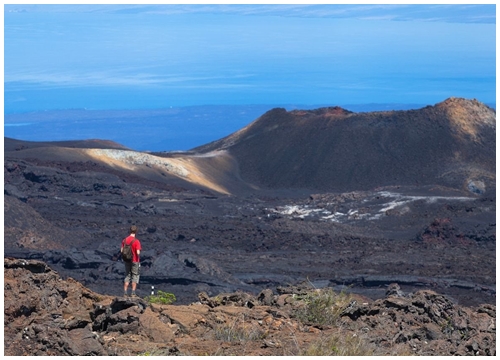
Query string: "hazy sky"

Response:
xmin=4 ymin=4 xmax=496 ymax=113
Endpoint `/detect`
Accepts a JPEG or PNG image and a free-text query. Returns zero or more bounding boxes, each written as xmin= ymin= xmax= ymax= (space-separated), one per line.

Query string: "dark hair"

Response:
xmin=130 ymin=225 xmax=138 ymax=234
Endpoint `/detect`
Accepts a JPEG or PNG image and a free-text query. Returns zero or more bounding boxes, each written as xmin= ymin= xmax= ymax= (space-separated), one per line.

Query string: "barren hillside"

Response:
xmin=194 ymin=97 xmax=495 ymax=194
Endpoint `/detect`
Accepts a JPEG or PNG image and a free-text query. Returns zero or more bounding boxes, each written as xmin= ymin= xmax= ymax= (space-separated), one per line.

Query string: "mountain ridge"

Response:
xmin=192 ymin=97 xmax=495 ymax=194
xmin=5 ymin=97 xmax=495 ymax=196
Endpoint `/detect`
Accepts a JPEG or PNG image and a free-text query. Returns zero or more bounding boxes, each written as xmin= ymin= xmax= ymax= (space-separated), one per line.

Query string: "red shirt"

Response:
xmin=121 ymin=235 xmax=141 ymax=263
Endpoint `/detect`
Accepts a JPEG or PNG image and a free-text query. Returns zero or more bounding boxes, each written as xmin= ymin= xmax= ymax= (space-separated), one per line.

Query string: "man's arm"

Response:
xmin=136 ymin=241 xmax=141 ymax=256
xmin=113 ymin=248 xmax=123 ymax=261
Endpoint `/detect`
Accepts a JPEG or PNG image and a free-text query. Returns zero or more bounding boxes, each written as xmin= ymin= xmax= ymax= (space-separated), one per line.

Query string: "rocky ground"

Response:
xmin=4 ymin=258 xmax=496 ymax=356
xmin=4 ymin=152 xmax=496 ymax=307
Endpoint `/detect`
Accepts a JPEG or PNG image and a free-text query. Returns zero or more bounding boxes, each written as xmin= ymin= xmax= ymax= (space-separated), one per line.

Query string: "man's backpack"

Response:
xmin=122 ymin=239 xmax=136 ymax=262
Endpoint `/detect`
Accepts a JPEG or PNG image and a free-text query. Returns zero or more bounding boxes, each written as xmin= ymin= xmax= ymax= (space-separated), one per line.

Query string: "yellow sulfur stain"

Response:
xmin=437 ymin=98 xmax=496 ymax=142
xmin=85 ymin=149 xmax=231 ymax=195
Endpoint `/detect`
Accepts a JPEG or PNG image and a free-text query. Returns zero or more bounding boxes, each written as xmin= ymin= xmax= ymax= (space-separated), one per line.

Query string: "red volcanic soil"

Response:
xmin=4 ymin=258 xmax=496 ymax=356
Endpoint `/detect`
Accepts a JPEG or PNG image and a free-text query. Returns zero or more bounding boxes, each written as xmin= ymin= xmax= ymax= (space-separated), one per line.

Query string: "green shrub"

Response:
xmin=137 ymin=347 xmax=176 ymax=356
xmin=213 ymin=317 xmax=266 ymax=343
xmin=144 ymin=290 xmax=176 ymax=305
xmin=301 ymin=331 xmax=375 ymax=356
xmin=293 ymin=288 xmax=352 ymax=326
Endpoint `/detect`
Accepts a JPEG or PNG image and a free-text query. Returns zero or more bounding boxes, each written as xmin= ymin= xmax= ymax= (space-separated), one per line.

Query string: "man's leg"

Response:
xmin=124 ymin=262 xmax=132 ymax=296
xmin=131 ymin=262 xmax=140 ymax=297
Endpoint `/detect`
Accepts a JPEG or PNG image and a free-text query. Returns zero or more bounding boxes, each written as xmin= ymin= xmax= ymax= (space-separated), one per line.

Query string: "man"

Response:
xmin=121 ymin=225 xmax=142 ymax=297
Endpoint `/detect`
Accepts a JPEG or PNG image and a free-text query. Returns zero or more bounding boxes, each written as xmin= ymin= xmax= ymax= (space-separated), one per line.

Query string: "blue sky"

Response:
xmin=4 ymin=4 xmax=496 ymax=113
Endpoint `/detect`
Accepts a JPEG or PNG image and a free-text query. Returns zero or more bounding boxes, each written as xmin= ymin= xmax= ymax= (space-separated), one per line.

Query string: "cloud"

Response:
xmin=4 ymin=4 xmax=495 ymax=24
xmin=4 ymin=69 xmax=257 ymax=90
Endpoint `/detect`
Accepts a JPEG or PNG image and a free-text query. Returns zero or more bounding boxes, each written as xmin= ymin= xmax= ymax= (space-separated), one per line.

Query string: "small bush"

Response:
xmin=301 ymin=331 xmax=375 ymax=356
xmin=137 ymin=347 xmax=180 ymax=356
xmin=213 ymin=317 xmax=266 ymax=343
xmin=293 ymin=288 xmax=352 ymax=326
xmin=137 ymin=349 xmax=168 ymax=356
xmin=144 ymin=290 xmax=176 ymax=305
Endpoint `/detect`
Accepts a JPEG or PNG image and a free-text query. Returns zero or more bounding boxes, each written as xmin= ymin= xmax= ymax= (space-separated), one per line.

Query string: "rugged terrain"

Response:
xmin=4 ymin=97 xmax=495 ymax=315
xmin=194 ymin=97 xmax=495 ymax=193
xmin=4 ymin=258 xmax=496 ymax=356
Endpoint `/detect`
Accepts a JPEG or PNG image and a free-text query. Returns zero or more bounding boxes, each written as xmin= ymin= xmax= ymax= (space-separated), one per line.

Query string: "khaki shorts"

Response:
xmin=124 ymin=262 xmax=140 ymax=284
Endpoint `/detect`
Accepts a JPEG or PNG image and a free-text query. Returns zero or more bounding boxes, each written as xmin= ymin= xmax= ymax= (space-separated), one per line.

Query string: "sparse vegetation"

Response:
xmin=213 ymin=316 xmax=267 ymax=343
xmin=143 ymin=290 xmax=176 ymax=305
xmin=137 ymin=349 xmax=170 ymax=356
xmin=137 ymin=346 xmax=183 ymax=356
xmin=300 ymin=331 xmax=375 ymax=356
xmin=292 ymin=288 xmax=353 ymax=326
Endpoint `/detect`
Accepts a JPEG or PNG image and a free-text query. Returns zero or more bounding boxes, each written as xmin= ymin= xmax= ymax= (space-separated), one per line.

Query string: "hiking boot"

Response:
xmin=123 ymin=292 xmax=128 ymax=298
xmin=131 ymin=292 xmax=138 ymax=298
